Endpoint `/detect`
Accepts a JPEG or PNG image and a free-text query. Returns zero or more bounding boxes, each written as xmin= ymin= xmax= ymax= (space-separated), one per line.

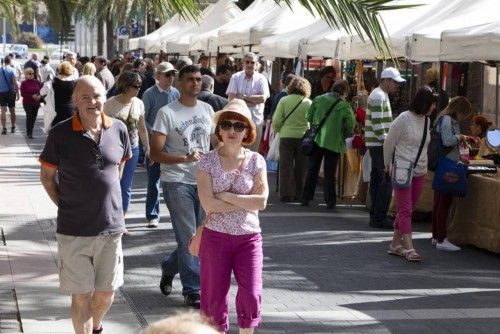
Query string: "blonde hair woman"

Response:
xmin=272 ymin=77 xmax=312 ymax=202
xmin=432 ymin=96 xmax=472 ymax=251
xmin=82 ymin=62 xmax=96 ymax=76
xmin=51 ymin=61 xmax=76 ymax=126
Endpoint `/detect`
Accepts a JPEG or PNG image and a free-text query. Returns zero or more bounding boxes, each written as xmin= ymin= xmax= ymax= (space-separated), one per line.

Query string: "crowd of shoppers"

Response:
xmin=0 ymin=47 xmax=477 ymax=332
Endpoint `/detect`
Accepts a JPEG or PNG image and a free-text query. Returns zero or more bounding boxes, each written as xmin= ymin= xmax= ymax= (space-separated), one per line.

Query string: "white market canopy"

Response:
xmin=217 ymin=0 xmax=317 ymax=47
xmin=401 ymin=0 xmax=500 ymax=61
xmin=165 ymin=0 xmax=242 ymax=54
xmin=134 ymin=13 xmax=193 ymax=53
xmin=259 ymin=20 xmax=331 ymax=59
xmin=440 ymin=21 xmax=500 ymax=62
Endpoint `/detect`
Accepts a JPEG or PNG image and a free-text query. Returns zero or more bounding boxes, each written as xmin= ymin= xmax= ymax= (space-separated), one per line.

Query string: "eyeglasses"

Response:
xmin=219 ymin=120 xmax=247 ymax=132
xmin=93 ymin=146 xmax=104 ymax=170
xmin=131 ymin=84 xmax=142 ymax=89
xmin=163 ymin=72 xmax=175 ymax=78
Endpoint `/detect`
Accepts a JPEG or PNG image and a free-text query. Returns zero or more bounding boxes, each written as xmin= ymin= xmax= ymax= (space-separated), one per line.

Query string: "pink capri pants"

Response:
xmin=200 ymin=228 xmax=263 ymax=333
xmin=394 ymin=174 xmax=426 ymax=234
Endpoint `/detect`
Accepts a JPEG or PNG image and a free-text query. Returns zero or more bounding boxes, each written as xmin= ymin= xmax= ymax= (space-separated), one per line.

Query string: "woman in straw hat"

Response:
xmin=197 ymin=99 xmax=269 ymax=334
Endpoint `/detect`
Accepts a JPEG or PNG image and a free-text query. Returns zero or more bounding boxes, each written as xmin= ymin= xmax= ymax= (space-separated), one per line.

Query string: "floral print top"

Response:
xmin=198 ymin=149 xmax=266 ymax=235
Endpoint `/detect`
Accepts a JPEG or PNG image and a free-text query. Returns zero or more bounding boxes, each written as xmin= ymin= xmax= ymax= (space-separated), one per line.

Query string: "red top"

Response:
xmin=20 ymin=79 xmax=42 ymax=106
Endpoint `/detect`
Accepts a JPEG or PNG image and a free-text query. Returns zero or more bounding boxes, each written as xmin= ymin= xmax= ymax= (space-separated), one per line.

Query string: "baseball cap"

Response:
xmin=381 ymin=67 xmax=406 ymax=83
xmin=157 ymin=62 xmax=176 ymax=73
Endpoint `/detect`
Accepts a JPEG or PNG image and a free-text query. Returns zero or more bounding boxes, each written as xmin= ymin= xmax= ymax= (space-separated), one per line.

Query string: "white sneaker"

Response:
xmin=436 ymin=238 xmax=461 ymax=251
xmin=147 ymin=219 xmax=159 ymax=228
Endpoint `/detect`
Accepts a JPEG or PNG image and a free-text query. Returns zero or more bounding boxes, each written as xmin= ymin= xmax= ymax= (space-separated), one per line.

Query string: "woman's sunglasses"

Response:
xmin=219 ymin=120 xmax=247 ymax=132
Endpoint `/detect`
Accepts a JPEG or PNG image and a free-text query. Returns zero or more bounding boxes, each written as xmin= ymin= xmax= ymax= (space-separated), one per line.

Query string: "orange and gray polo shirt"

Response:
xmin=39 ymin=113 xmax=132 ymax=237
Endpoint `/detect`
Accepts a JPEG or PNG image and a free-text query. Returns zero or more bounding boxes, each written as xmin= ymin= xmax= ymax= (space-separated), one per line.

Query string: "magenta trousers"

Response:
xmin=393 ymin=174 xmax=426 ymax=234
xmin=200 ymin=228 xmax=263 ymax=333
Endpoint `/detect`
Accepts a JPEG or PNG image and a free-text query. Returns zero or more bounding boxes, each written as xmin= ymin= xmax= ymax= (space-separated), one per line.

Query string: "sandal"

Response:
xmin=387 ymin=244 xmax=405 ymax=257
xmin=403 ymin=248 xmax=421 ymax=262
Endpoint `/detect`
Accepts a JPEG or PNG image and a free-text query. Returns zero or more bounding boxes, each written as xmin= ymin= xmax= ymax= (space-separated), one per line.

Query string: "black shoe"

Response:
xmin=27 ymin=134 xmax=34 ymax=139
xmin=1 ymin=128 xmax=6 ymax=135
xmin=326 ymin=203 xmax=336 ymax=210
xmin=280 ymin=196 xmax=293 ymax=203
xmin=11 ymin=127 xmax=15 ymax=133
xmin=92 ymin=325 xmax=103 ymax=334
xmin=300 ymin=200 xmax=309 ymax=207
xmin=184 ymin=293 xmax=200 ymax=308
xmin=159 ymin=274 xmax=174 ymax=296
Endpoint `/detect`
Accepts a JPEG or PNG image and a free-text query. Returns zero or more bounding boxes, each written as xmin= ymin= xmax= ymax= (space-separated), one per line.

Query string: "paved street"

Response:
xmin=1 ymin=106 xmax=500 ymax=333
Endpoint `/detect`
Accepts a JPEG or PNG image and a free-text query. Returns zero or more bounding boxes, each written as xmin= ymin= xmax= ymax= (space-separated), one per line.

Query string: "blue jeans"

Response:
xmin=120 ymin=145 xmax=139 ymax=213
xmin=368 ymin=146 xmax=393 ymax=222
xmin=145 ymin=158 xmax=161 ymax=220
xmin=161 ymin=182 xmax=205 ymax=295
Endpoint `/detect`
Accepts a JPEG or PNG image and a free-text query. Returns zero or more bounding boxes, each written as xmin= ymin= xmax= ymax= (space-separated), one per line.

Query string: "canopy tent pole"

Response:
xmin=496 ymin=64 xmax=499 ymax=126
xmin=439 ymin=61 xmax=444 ymax=98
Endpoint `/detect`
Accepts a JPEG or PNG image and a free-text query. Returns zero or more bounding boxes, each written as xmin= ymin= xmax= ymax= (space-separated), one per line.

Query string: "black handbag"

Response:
xmin=299 ymin=98 xmax=341 ymax=156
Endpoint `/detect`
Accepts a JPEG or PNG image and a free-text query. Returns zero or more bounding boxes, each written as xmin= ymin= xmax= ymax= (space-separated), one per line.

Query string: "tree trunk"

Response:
xmin=105 ymin=9 xmax=114 ymax=59
xmin=97 ymin=19 xmax=103 ymax=55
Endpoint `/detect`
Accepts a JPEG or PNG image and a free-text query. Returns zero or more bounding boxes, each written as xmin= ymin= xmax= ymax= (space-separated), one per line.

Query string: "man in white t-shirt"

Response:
xmin=226 ymin=52 xmax=269 ymax=151
xmin=151 ymin=65 xmax=216 ymax=308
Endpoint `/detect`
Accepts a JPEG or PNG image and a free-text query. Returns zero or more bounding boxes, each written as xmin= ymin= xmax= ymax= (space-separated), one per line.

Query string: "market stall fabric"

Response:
xmin=165 ymin=0 xmax=241 ymax=54
xmin=135 ymin=13 xmax=193 ymax=53
xmin=259 ymin=20 xmax=331 ymax=59
xmin=217 ymin=0 xmax=317 ymax=47
xmin=448 ymin=174 xmax=500 ymax=253
xmin=402 ymin=0 xmax=500 ymax=61
xmin=440 ymin=21 xmax=500 ymax=62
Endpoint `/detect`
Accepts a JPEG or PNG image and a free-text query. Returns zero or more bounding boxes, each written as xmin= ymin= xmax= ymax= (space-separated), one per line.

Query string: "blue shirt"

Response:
xmin=142 ymin=84 xmax=180 ymax=133
xmin=0 ymin=66 xmax=16 ymax=93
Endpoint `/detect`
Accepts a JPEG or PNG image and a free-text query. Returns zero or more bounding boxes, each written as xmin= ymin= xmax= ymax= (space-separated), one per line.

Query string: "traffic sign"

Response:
xmin=117 ymin=25 xmax=129 ymax=39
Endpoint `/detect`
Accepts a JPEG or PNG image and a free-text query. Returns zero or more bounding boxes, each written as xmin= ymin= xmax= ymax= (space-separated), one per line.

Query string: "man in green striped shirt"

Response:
xmin=366 ymin=67 xmax=405 ymax=228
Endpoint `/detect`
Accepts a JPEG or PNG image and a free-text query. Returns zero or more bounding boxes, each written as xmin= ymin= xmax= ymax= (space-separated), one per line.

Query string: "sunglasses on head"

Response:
xmin=219 ymin=120 xmax=247 ymax=132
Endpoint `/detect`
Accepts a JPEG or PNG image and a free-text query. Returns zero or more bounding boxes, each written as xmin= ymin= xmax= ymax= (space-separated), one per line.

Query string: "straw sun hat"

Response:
xmin=213 ymin=99 xmax=257 ymax=145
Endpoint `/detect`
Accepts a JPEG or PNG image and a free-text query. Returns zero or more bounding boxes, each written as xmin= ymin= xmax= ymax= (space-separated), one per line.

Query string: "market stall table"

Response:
xmin=448 ymin=174 xmax=500 ymax=253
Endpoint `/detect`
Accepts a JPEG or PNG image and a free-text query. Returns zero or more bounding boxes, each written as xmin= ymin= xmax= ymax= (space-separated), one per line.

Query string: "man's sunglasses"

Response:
xmin=93 ymin=146 xmax=104 ymax=170
xmin=219 ymin=120 xmax=247 ymax=132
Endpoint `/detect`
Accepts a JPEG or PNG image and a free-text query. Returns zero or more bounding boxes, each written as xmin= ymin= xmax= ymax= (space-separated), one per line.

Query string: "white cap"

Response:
xmin=381 ymin=67 xmax=406 ymax=83
xmin=156 ymin=62 xmax=176 ymax=73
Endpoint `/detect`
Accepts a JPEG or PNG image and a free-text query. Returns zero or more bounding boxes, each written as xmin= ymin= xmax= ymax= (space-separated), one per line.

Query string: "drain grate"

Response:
xmin=0 ymin=289 xmax=23 ymax=332
xmin=119 ymin=287 xmax=149 ymax=329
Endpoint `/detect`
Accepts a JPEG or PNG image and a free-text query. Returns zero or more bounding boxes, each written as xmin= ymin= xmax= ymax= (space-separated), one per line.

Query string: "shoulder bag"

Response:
xmin=1 ymin=68 xmax=16 ymax=95
xmin=267 ymin=97 xmax=305 ymax=161
xmin=432 ymin=120 xmax=467 ymax=197
xmin=188 ymin=151 xmax=249 ymax=257
xmin=299 ymin=98 xmax=341 ymax=156
xmin=392 ymin=116 xmax=428 ymax=188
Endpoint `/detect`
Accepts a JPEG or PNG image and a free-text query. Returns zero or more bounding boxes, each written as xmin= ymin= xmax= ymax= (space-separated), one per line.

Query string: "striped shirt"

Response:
xmin=365 ymin=87 xmax=392 ymax=146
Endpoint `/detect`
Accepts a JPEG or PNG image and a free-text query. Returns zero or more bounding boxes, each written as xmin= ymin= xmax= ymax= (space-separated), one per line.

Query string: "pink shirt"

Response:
xmin=198 ymin=149 xmax=266 ymax=235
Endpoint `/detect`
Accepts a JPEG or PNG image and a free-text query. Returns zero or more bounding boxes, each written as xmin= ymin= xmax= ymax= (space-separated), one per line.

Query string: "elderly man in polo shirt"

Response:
xmin=39 ymin=76 xmax=132 ymax=334
xmin=226 ymin=52 xmax=270 ymax=151
xmin=142 ymin=62 xmax=180 ymax=228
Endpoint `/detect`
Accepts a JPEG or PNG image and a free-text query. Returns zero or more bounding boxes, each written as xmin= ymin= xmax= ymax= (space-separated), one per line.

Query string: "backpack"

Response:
xmin=427 ymin=116 xmax=453 ymax=171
